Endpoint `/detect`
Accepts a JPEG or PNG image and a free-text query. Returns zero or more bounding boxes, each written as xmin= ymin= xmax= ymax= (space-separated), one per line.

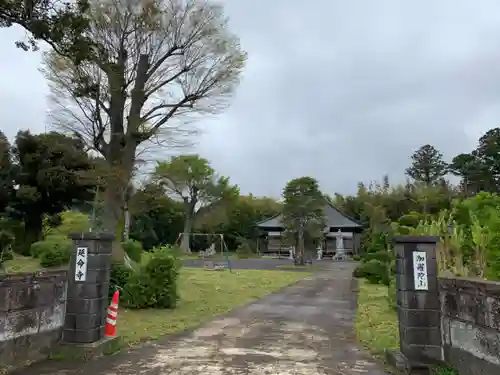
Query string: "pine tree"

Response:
xmin=282 ymin=176 xmax=325 ymax=265
xmin=406 ymin=144 xmax=448 ymax=186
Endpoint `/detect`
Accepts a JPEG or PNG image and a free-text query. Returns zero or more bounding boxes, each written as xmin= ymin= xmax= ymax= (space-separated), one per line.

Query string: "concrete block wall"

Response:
xmin=0 ymin=270 xmax=67 ymax=368
xmin=439 ymin=277 xmax=500 ymax=375
xmin=393 ymin=236 xmax=443 ymax=368
xmin=391 ymin=236 xmax=500 ymax=374
xmin=65 ymin=232 xmax=113 ymax=343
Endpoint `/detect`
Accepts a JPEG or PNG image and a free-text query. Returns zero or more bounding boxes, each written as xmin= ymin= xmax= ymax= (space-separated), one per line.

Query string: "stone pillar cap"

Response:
xmin=68 ymin=232 xmax=116 ymax=241
xmin=393 ymin=236 xmax=440 ymax=244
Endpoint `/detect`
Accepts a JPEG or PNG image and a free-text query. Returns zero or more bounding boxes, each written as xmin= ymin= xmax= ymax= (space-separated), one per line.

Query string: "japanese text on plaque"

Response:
xmin=412 ymin=251 xmax=428 ymax=290
xmin=75 ymin=247 xmax=88 ymax=282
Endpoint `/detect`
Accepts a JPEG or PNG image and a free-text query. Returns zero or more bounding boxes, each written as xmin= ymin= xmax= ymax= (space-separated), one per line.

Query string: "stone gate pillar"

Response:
xmin=63 ymin=232 xmax=114 ymax=343
xmin=389 ymin=236 xmax=442 ymax=373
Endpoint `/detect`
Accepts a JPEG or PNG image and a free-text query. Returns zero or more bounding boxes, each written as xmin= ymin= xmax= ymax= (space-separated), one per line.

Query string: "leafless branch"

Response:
xmin=42 ymin=0 xmax=245 ymax=169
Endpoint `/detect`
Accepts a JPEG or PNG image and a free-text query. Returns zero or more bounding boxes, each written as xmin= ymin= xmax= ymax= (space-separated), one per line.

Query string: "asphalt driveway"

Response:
xmin=18 ymin=262 xmax=388 ymax=375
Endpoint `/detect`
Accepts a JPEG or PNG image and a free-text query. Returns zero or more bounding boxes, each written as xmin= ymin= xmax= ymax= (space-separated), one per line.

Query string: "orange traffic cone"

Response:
xmin=105 ymin=290 xmax=120 ymax=337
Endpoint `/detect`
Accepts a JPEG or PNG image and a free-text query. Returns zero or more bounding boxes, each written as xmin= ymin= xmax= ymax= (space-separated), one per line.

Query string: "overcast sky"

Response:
xmin=2 ymin=1 xmax=500 ymax=198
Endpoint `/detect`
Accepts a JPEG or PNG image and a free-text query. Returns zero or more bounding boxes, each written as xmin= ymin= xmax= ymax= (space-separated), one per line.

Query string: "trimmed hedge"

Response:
xmin=362 ymin=250 xmax=392 ymax=264
xmin=353 ymin=259 xmax=390 ymax=285
xmin=30 ymin=235 xmax=71 ymax=267
xmin=122 ymin=250 xmax=179 ymax=309
xmin=109 ymin=262 xmax=133 ymax=301
xmin=122 ymin=239 xmax=143 ymax=263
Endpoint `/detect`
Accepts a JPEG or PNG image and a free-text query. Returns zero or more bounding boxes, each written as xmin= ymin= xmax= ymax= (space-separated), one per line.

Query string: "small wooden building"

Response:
xmin=256 ymin=203 xmax=363 ymax=257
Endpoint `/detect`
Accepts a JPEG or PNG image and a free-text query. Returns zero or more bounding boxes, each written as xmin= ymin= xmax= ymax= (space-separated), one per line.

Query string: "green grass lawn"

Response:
xmin=356 ymin=280 xmax=399 ymax=356
xmin=141 ymin=251 xmax=244 ymax=264
xmin=2 ymin=255 xmax=44 ymax=273
xmin=117 ymin=267 xmax=309 ymax=346
xmin=355 ymin=280 xmax=458 ymax=375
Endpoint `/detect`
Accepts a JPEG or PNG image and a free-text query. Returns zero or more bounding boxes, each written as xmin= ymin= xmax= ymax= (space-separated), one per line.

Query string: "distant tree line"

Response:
xmin=0 ymin=132 xmax=280 ymax=258
xmin=0 ymin=130 xmax=98 ymax=253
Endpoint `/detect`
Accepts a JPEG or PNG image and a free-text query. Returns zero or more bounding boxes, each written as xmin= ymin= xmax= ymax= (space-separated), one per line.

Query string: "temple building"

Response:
xmin=256 ymin=203 xmax=363 ymax=257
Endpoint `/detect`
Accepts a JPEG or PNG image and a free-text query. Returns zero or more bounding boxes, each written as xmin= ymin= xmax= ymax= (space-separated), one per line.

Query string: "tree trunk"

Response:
xmin=422 ymin=185 xmax=429 ymax=215
xmin=123 ymin=201 xmax=130 ymax=241
xmin=103 ymin=179 xmax=126 ymax=261
xmin=23 ymin=216 xmax=43 ymax=255
xmin=295 ymin=228 xmax=305 ymax=265
xmin=98 ymin=50 xmax=130 ymax=261
xmin=180 ymin=200 xmax=196 ymax=253
xmin=180 ymin=215 xmax=192 ymax=253
xmin=101 ymin=147 xmax=135 ymax=261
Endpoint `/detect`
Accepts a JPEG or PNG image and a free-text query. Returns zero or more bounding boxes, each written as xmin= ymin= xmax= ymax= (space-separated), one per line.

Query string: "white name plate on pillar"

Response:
xmin=75 ymin=247 xmax=88 ymax=282
xmin=412 ymin=251 xmax=428 ymax=291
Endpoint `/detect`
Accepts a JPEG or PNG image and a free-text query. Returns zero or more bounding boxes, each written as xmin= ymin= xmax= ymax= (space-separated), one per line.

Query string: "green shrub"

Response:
xmin=398 ymin=212 xmax=421 ymax=228
xmin=149 ymin=245 xmax=184 ymax=269
xmin=397 ymin=225 xmax=412 ymax=235
xmin=235 ymin=240 xmax=255 ymax=259
xmin=30 ymin=240 xmax=50 ymax=258
xmin=486 ymin=216 xmax=500 ymax=281
xmin=353 ymin=263 xmax=365 ymax=278
xmin=353 ymin=259 xmax=390 ymax=285
xmin=362 ymin=231 xmax=388 ymax=254
xmin=352 ymin=255 xmax=361 ymax=261
xmin=389 ymin=257 xmax=396 ymax=275
xmin=44 ymin=211 xmax=90 ymax=237
xmin=39 ymin=246 xmax=70 ymax=267
xmin=0 ymin=218 xmax=26 ymax=256
xmin=31 ymin=236 xmax=71 ymax=267
xmin=123 ymin=251 xmax=179 ymax=309
xmin=109 ymin=262 xmax=133 ymax=301
xmin=362 ymin=250 xmax=392 ymax=264
xmin=0 ymin=229 xmax=14 ymax=264
xmin=0 ymin=246 xmax=13 ymax=263
xmin=122 ymin=239 xmax=143 ymax=263
xmin=387 ymin=276 xmax=397 ymax=310
xmin=152 ymin=244 xmax=183 ymax=257
xmin=433 ymin=366 xmax=459 ymax=375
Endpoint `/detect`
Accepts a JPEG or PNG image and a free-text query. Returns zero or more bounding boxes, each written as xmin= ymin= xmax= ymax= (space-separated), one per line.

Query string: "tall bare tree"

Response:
xmin=42 ymin=0 xmax=246 ymax=258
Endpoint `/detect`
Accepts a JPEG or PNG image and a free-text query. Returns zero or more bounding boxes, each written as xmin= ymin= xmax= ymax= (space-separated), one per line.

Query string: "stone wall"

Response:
xmin=390 ymin=236 xmax=500 ymax=374
xmin=439 ymin=277 xmax=500 ymax=375
xmin=0 ymin=270 xmax=67 ymax=369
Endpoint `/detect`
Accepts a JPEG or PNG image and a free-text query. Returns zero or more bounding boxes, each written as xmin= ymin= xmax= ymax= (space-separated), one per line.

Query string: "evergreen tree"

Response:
xmin=471 ymin=128 xmax=500 ymax=192
xmin=449 ymin=153 xmax=484 ymax=196
xmin=9 ymin=131 xmax=95 ymax=250
xmin=406 ymin=144 xmax=448 ymax=185
xmin=282 ymin=176 xmax=325 ymax=265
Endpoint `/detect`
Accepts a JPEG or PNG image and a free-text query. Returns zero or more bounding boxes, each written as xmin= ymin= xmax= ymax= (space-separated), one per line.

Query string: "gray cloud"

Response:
xmin=3 ymin=0 xmax=500 ymax=198
xmin=199 ymin=0 xmax=500 ymax=196
xmin=1 ymin=27 xmax=48 ymax=139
